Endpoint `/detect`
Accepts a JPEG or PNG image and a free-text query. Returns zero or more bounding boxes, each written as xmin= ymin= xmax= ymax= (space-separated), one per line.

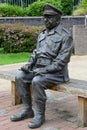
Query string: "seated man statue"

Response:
xmin=10 ymin=3 xmax=73 ymax=129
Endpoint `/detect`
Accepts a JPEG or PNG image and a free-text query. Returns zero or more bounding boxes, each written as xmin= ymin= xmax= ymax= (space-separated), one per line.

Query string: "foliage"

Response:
xmin=61 ymin=0 xmax=74 ymax=15
xmin=2 ymin=0 xmax=36 ymax=7
xmin=0 ymin=0 xmax=74 ymax=16
xmin=82 ymin=0 xmax=87 ymax=4
xmin=25 ymin=0 xmax=62 ymax=16
xmin=73 ymin=7 xmax=87 ymax=15
xmin=73 ymin=0 xmax=87 ymax=15
xmin=0 ymin=23 xmax=44 ymax=53
xmin=0 ymin=4 xmax=24 ymax=16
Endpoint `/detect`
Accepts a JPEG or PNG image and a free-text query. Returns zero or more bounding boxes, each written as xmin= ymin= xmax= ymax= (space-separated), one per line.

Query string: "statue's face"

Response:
xmin=43 ymin=14 xmax=60 ymax=30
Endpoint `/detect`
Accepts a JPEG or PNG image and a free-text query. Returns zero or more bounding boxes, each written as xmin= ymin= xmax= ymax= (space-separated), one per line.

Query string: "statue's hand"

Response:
xmin=21 ymin=64 xmax=30 ymax=73
xmin=33 ymin=68 xmax=47 ymax=76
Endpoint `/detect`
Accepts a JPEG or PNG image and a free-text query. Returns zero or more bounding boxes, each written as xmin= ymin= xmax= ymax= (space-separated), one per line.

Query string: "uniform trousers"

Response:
xmin=15 ymin=70 xmax=64 ymax=102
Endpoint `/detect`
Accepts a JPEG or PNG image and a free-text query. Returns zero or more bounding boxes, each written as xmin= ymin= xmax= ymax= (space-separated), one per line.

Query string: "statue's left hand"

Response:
xmin=33 ymin=68 xmax=47 ymax=76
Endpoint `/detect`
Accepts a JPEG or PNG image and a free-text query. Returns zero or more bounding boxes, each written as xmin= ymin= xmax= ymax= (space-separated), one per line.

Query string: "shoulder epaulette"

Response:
xmin=62 ymin=27 xmax=69 ymax=34
xmin=42 ymin=29 xmax=46 ymax=34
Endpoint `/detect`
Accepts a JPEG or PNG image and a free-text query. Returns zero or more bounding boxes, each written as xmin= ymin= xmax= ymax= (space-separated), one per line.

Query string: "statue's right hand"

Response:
xmin=21 ymin=64 xmax=30 ymax=73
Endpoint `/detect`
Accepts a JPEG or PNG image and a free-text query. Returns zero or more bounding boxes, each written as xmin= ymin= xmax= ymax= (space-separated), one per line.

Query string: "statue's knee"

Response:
xmin=15 ymin=71 xmax=24 ymax=82
xmin=32 ymin=76 xmax=41 ymax=86
xmin=32 ymin=76 xmax=46 ymax=89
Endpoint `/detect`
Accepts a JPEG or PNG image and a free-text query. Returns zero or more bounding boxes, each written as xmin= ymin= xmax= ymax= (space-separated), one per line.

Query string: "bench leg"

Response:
xmin=78 ymin=96 xmax=87 ymax=127
xmin=11 ymin=81 xmax=21 ymax=105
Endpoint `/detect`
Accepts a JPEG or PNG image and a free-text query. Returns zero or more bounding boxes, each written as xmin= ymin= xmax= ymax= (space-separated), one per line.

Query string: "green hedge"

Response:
xmin=73 ymin=0 xmax=87 ymax=15
xmin=0 ymin=4 xmax=25 ymax=16
xmin=25 ymin=0 xmax=62 ymax=16
xmin=0 ymin=1 xmax=74 ymax=16
xmin=61 ymin=0 xmax=74 ymax=15
xmin=0 ymin=24 xmax=44 ymax=53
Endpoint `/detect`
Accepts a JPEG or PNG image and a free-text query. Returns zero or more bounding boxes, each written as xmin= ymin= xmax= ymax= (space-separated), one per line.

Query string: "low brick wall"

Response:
xmin=61 ymin=16 xmax=85 ymax=31
xmin=0 ymin=17 xmax=44 ymax=26
xmin=73 ymin=25 xmax=87 ymax=55
xmin=0 ymin=16 xmax=85 ymax=30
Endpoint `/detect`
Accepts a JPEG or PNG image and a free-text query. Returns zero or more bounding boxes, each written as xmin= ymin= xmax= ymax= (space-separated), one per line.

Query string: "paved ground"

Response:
xmin=0 ymin=55 xmax=87 ymax=130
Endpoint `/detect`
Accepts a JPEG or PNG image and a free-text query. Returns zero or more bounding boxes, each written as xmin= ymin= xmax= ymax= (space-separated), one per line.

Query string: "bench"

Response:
xmin=0 ymin=70 xmax=87 ymax=127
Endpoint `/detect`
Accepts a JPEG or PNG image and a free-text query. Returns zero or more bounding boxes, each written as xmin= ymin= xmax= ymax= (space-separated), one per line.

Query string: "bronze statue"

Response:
xmin=10 ymin=3 xmax=73 ymax=129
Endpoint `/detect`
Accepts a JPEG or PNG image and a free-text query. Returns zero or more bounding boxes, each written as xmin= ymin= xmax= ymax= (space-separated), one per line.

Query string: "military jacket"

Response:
xmin=28 ymin=24 xmax=73 ymax=82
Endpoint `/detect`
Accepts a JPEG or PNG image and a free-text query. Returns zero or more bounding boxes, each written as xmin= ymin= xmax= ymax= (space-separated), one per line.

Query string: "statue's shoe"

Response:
xmin=10 ymin=109 xmax=34 ymax=121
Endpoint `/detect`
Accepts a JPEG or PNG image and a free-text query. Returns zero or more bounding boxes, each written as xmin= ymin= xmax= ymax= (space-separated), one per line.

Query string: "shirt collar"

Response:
xmin=45 ymin=24 xmax=62 ymax=36
xmin=55 ymin=24 xmax=62 ymax=35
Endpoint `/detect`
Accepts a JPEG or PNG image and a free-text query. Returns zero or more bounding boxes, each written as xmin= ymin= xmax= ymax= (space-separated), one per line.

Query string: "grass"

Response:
xmin=0 ymin=52 xmax=31 ymax=65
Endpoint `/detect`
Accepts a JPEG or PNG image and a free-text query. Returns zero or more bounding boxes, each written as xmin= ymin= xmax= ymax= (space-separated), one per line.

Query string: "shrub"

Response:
xmin=0 ymin=1 xmax=74 ymax=16
xmin=73 ymin=7 xmax=87 ymax=15
xmin=0 ymin=4 xmax=24 ymax=16
xmin=73 ymin=0 xmax=87 ymax=15
xmin=25 ymin=0 xmax=62 ymax=16
xmin=82 ymin=0 xmax=87 ymax=4
xmin=61 ymin=0 xmax=74 ymax=15
xmin=0 ymin=23 xmax=44 ymax=53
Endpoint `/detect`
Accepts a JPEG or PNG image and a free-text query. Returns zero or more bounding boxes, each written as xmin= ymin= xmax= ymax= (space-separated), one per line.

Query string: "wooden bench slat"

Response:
xmin=0 ymin=70 xmax=18 ymax=81
xmin=0 ymin=70 xmax=87 ymax=103
xmin=0 ymin=70 xmax=87 ymax=97
xmin=51 ymin=81 xmax=87 ymax=98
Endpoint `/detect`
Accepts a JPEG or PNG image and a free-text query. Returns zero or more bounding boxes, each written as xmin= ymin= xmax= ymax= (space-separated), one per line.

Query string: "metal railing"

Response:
xmin=0 ymin=0 xmax=37 ymax=7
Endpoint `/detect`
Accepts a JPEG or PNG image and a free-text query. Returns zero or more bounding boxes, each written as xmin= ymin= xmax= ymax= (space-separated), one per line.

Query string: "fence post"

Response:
xmin=85 ymin=15 xmax=87 ymax=26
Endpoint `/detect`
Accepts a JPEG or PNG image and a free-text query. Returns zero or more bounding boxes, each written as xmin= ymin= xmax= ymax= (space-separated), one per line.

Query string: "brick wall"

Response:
xmin=0 ymin=16 xmax=85 ymax=30
xmin=73 ymin=25 xmax=87 ymax=55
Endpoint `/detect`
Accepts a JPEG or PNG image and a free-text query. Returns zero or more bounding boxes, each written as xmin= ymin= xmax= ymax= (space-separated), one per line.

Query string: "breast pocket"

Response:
xmin=47 ymin=37 xmax=62 ymax=53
